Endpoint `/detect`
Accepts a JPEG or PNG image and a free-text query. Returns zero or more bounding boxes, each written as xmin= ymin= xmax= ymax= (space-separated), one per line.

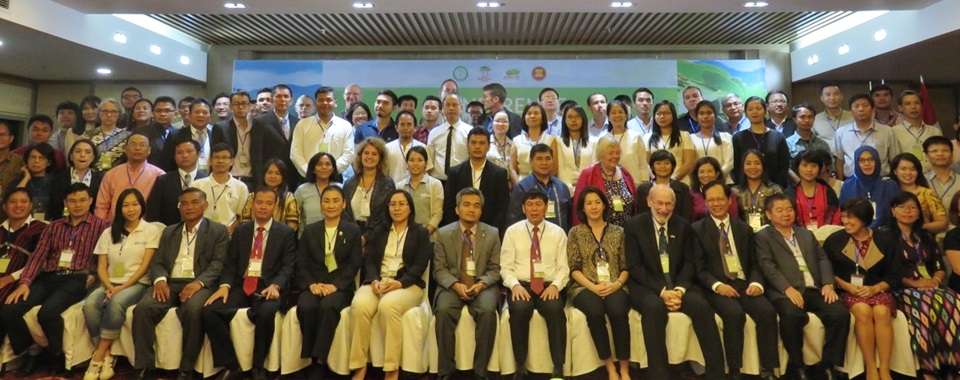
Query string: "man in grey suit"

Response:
xmin=434 ymin=187 xmax=501 ymax=380
xmin=755 ymin=194 xmax=847 ymax=380
xmin=132 ymin=188 xmax=229 ymax=380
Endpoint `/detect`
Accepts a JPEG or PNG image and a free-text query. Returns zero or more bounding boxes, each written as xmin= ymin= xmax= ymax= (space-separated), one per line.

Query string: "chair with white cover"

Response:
xmin=13 ymin=302 xmax=95 ymax=370
xmin=114 ymin=305 xmax=220 ymax=377
xmin=426 ymin=302 xmax=502 ymax=374
xmin=497 ymin=306 xmax=569 ymax=376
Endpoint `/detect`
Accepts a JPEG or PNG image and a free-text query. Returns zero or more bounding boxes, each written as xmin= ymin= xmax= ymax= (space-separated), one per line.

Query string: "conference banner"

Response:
xmin=233 ymin=59 xmax=766 ymax=117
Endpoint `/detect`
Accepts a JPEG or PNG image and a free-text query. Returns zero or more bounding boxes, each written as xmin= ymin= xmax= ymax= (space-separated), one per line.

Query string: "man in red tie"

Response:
xmin=500 ymin=189 xmax=569 ymax=380
xmin=203 ymin=187 xmax=297 ymax=380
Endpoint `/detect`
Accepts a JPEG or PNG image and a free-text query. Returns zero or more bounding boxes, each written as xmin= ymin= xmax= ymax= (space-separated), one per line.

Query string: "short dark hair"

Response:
xmin=529 ymin=143 xmax=553 ymax=160
xmin=765 ymin=90 xmax=788 ymax=104
xmin=522 ymin=188 xmax=549 ymax=204
xmin=67 ymin=182 xmax=92 ymax=198
xmin=3 ymin=187 xmax=32 ymax=203
xmin=793 ymin=148 xmax=828 ymax=173
xmin=397 ymin=94 xmax=419 ymax=108
xmin=587 ymin=93 xmax=606 ymax=107
xmin=422 ymin=95 xmax=441 ymax=107
xmin=764 ymin=193 xmax=792 ymax=212
xmin=396 ymin=110 xmax=418 ymax=126
xmin=840 ymin=198 xmax=874 ymax=226
xmin=346 ymin=102 xmax=372 ymax=125
xmin=121 ymin=87 xmax=142 ymax=97
xmin=521 ymin=102 xmax=547 ymax=133
xmin=179 ymin=96 xmax=195 ymax=106
xmin=690 ymin=156 xmax=725 ymax=192
xmin=272 ymin=84 xmax=292 ymax=96
xmin=189 ymin=98 xmax=211 ymax=112
xmin=254 ymin=186 xmax=279 ymax=201
xmin=210 ymin=142 xmax=234 ymax=157
xmin=180 ymin=187 xmax=207 ymax=202
xmin=28 ymin=114 xmax=54 ymax=129
xmin=744 ymin=96 xmax=766 ymax=111
xmin=701 ymin=180 xmax=731 ymax=198
xmin=256 ymin=88 xmax=272 ymax=97
xmin=887 ymin=192 xmax=924 ymax=232
xmin=384 ymin=189 xmax=416 ymax=225
xmin=467 ymin=126 xmax=491 ymax=141
xmin=230 ymin=91 xmax=251 ymax=103
xmin=819 ymin=82 xmax=841 ymax=92
xmin=613 ymin=94 xmax=632 ymax=106
xmin=23 ymin=143 xmax=57 ymax=175
xmin=923 ymin=135 xmax=952 ymax=153
xmin=869 ymin=84 xmax=893 ymax=97
xmin=482 ymin=83 xmax=507 ymax=105
xmin=649 ymin=149 xmax=677 ymax=171
xmin=378 ymin=89 xmax=398 ymax=106
xmin=175 ymin=138 xmax=202 ymax=153
xmin=575 ymin=186 xmax=611 ymax=223
xmin=466 ymin=101 xmax=484 ymax=110
xmin=848 ymin=93 xmax=874 ymax=109
xmin=406 ymin=146 xmax=428 ymax=163
xmin=633 ymin=87 xmax=654 ymax=102
xmin=154 ymin=96 xmax=177 ymax=108
xmin=314 ymin=86 xmax=335 ymax=99
xmin=898 ymin=90 xmax=921 ymax=106
xmin=539 ymin=87 xmax=558 ymax=101
xmin=790 ymin=102 xmax=817 ymax=118
xmin=213 ymin=92 xmax=230 ymax=104
xmin=56 ymin=101 xmax=81 ymax=118
xmin=456 ymin=187 xmax=484 ymax=207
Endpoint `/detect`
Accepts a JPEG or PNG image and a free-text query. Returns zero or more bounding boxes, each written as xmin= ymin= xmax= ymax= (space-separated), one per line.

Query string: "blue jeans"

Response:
xmin=83 ymin=283 xmax=147 ymax=343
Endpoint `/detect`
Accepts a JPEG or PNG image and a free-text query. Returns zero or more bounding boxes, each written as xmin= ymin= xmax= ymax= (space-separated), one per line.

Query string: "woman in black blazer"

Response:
xmin=6 ymin=143 xmax=65 ymax=222
xmin=347 ymin=189 xmax=431 ymax=380
xmin=295 ymin=186 xmax=362 ymax=378
xmin=343 ymin=137 xmax=396 ymax=233
xmin=50 ymin=138 xmax=103 ymax=216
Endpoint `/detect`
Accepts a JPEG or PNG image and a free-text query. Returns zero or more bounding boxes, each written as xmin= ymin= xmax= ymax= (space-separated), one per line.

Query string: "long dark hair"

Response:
xmin=111 ymin=188 xmax=146 ymax=243
xmin=383 ymin=189 xmax=416 ymax=228
xmin=889 ymin=153 xmax=930 ymax=188
xmin=76 ymin=95 xmax=101 ymax=135
xmin=262 ymin=158 xmax=289 ymax=196
xmin=736 ymin=149 xmax=771 ymax=189
xmin=886 ymin=192 xmax=938 ymax=252
xmin=690 ymin=156 xmax=726 ymax=193
xmin=694 ymin=100 xmax=722 ymax=145
xmin=305 ymin=152 xmax=341 ymax=184
xmin=576 ymin=186 xmax=611 ymax=223
xmin=521 ymin=102 xmax=547 ymax=134
xmin=649 ymin=100 xmax=680 ymax=149
xmin=560 ymin=105 xmax=589 ymax=148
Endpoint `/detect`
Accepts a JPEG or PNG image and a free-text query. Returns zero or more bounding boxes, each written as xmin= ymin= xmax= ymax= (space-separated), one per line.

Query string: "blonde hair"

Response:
xmin=353 ymin=137 xmax=389 ymax=174
xmin=594 ymin=135 xmax=620 ymax=161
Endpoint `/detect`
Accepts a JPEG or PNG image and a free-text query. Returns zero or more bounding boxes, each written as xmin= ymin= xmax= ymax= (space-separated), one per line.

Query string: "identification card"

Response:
xmin=466 ymin=259 xmax=476 ymax=276
xmin=239 ymin=154 xmax=249 ymax=165
xmin=248 ymin=259 xmax=263 ymax=277
xmin=798 ymin=264 xmax=808 ymax=272
xmin=33 ymin=213 xmax=45 ymax=222
xmin=748 ymin=212 xmax=762 ymax=231
xmin=597 ymin=261 xmax=611 ymax=282
xmin=533 ymin=262 xmax=545 ymax=278
xmin=850 ymin=274 xmax=865 ymax=287
xmin=0 ymin=258 xmax=9 ymax=273
xmin=99 ymin=154 xmax=113 ymax=168
xmin=917 ymin=265 xmax=931 ymax=279
xmin=725 ymin=254 xmax=742 ymax=273
xmin=59 ymin=249 xmax=75 ymax=268
xmin=387 ymin=257 xmax=400 ymax=277
xmin=806 ymin=222 xmax=818 ymax=231
xmin=181 ymin=260 xmax=195 ymax=278
xmin=611 ymin=196 xmax=624 ymax=212
xmin=546 ymin=201 xmax=556 ymax=218
xmin=659 ymin=254 xmax=670 ymax=274
xmin=359 ymin=201 xmax=371 ymax=218
xmin=319 ymin=141 xmax=330 ymax=153
xmin=111 ymin=261 xmax=126 ymax=278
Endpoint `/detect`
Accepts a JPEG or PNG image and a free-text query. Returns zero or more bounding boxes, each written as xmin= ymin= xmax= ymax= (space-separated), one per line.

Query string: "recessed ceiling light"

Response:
xmin=611 ymin=2 xmax=632 ymax=7
xmin=352 ymin=2 xmax=374 ymax=8
xmin=477 ymin=2 xmax=503 ymax=7
xmin=150 ymin=45 xmax=162 ymax=55
xmin=838 ymin=44 xmax=850 ymax=55
xmin=874 ymin=29 xmax=887 ymax=41
xmin=113 ymin=31 xmax=127 ymax=44
xmin=97 ymin=68 xmax=112 ymax=74
xmin=223 ymin=2 xmax=246 ymax=8
xmin=180 ymin=55 xmax=190 ymax=65
xmin=744 ymin=1 xmax=768 ymax=7
xmin=0 ymin=40 xmax=4 ymax=46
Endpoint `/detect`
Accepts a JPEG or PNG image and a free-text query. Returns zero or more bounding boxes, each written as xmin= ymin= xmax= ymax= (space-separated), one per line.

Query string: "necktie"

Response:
xmin=243 ymin=227 xmax=265 ymax=296
xmin=196 ymin=128 xmax=207 ymax=151
xmin=658 ymin=226 xmax=673 ymax=289
xmin=719 ymin=222 xmax=737 ymax=280
xmin=444 ymin=125 xmax=455 ymax=175
xmin=530 ymin=226 xmax=544 ymax=294
xmin=459 ymin=229 xmax=474 ymax=287
xmin=182 ymin=173 xmax=192 ymax=189
xmin=280 ymin=118 xmax=290 ymax=140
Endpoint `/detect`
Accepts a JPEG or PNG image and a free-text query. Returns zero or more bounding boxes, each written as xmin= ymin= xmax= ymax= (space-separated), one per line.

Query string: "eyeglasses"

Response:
xmin=154 ymin=108 xmax=176 ymax=114
xmin=894 ymin=205 xmax=919 ymax=212
xmin=99 ymin=110 xmax=120 ymax=115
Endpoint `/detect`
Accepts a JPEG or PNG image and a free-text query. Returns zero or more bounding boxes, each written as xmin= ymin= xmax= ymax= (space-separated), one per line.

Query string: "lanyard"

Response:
xmin=801 ymin=184 xmax=818 ymax=221
xmin=212 ymin=182 xmax=230 ymax=211
xmin=698 ymin=132 xmax=713 ymax=157
xmin=126 ymin=165 xmax=146 ymax=188
xmin=827 ymin=112 xmax=842 ymax=132
xmin=525 ymin=131 xmax=544 ymax=146
xmin=392 ymin=226 xmax=408 ymax=257
xmin=687 ymin=118 xmax=700 ymax=133
xmin=315 ymin=115 xmax=330 ymax=137
xmin=572 ymin=141 xmax=581 ymax=168
xmin=853 ymin=125 xmax=875 ymax=146
xmin=593 ymin=223 xmax=608 ymax=261
xmin=118 ymin=234 xmax=129 ymax=257
xmin=525 ymin=222 xmax=542 ymax=260
xmin=66 ymin=222 xmax=82 ymax=246
xmin=536 ymin=179 xmax=559 ymax=217
xmin=184 ymin=225 xmax=198 ymax=258
xmin=324 ymin=227 xmax=338 ymax=252
xmin=900 ymin=121 xmax=925 ymax=144
xmin=750 ymin=186 xmax=763 ymax=209
xmin=633 ymin=116 xmax=651 ymax=135
xmin=750 ymin=130 xmax=767 ymax=152
xmin=932 ymin=174 xmax=957 ymax=200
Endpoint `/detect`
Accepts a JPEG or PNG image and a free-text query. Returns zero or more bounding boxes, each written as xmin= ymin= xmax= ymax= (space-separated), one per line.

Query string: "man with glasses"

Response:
xmin=765 ymin=91 xmax=796 ymax=137
xmin=142 ymin=96 xmax=179 ymax=169
xmin=178 ymin=96 xmax=195 ymax=129
xmin=923 ymin=136 xmax=960 ymax=214
xmin=295 ymin=95 xmax=316 ymax=119
xmin=540 ymin=88 xmax=563 ymax=136
xmin=340 ymin=83 xmax=362 ymax=119
xmin=217 ymin=91 xmax=258 ymax=189
xmin=720 ymin=93 xmax=747 ymax=133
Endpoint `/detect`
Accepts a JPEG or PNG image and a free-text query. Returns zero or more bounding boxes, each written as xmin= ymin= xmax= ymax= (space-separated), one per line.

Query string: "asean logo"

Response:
xmin=453 ymin=66 xmax=469 ymax=81
xmin=531 ymin=66 xmax=547 ymax=81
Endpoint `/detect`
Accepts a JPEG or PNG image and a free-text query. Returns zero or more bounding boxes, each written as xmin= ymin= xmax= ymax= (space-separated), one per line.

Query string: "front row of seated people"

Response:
xmin=0 ymin=179 xmax=958 ymax=380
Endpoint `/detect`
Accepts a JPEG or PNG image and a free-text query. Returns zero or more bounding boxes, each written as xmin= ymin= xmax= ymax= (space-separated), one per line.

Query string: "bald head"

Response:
xmin=648 ymin=184 xmax=676 ymax=224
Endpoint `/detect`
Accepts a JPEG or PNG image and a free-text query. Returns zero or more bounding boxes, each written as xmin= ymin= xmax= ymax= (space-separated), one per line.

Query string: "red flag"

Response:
xmin=919 ymin=77 xmax=938 ymax=125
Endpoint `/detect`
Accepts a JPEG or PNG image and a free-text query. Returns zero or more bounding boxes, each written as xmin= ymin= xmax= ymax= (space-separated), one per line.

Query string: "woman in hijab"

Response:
xmin=838 ymin=145 xmax=900 ymax=228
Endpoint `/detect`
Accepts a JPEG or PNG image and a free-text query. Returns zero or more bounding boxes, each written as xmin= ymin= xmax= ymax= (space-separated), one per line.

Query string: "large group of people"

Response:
xmin=0 ymin=79 xmax=957 ymax=380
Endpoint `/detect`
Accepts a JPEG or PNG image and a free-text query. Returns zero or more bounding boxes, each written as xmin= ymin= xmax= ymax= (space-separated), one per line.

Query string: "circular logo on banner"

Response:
xmin=531 ymin=66 xmax=547 ymax=81
xmin=453 ymin=66 xmax=469 ymax=81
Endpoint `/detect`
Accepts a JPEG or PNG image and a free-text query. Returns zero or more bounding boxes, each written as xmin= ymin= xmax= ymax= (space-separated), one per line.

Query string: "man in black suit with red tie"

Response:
xmin=251 ymin=84 xmax=301 ymax=188
xmin=204 ymin=187 xmax=296 ymax=380
xmin=691 ymin=181 xmax=778 ymax=380
xmin=443 ymin=127 xmax=509 ymax=233
xmin=623 ymin=184 xmax=725 ymax=380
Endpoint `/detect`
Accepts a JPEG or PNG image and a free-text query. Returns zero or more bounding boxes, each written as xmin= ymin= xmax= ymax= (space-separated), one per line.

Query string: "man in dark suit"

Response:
xmin=443 ymin=127 xmax=509 ymax=233
xmin=147 ymin=139 xmax=206 ymax=226
xmin=765 ymin=91 xmax=797 ymax=137
xmin=140 ymin=96 xmax=179 ymax=168
xmin=434 ymin=187 xmax=501 ymax=380
xmin=132 ymin=188 xmax=228 ymax=380
xmin=623 ymin=184 xmax=725 ymax=380
xmin=204 ymin=187 xmax=296 ymax=380
xmin=161 ymin=98 xmax=230 ymax=174
xmin=251 ymin=84 xmax=301 ymax=189
xmin=691 ymin=181 xmax=778 ymax=380
xmin=756 ymin=194 xmax=847 ymax=380
xmin=216 ymin=91 xmax=257 ymax=189
xmin=476 ymin=83 xmax=522 ymax=139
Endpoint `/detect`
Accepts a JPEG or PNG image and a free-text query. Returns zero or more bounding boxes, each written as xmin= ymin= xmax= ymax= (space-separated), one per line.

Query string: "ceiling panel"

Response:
xmin=146 ymin=11 xmax=854 ymax=47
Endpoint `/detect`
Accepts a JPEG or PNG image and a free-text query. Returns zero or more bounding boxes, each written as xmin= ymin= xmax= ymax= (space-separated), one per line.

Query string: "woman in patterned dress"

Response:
xmin=572 ymin=135 xmax=636 ymax=226
xmin=241 ymin=158 xmax=300 ymax=230
xmin=83 ymin=98 xmax=132 ymax=172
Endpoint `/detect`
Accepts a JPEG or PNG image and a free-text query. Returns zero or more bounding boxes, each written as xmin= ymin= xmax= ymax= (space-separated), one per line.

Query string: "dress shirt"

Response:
xmin=707 ymin=215 xmax=764 ymax=293
xmin=194 ymin=175 xmax=249 ymax=227
xmin=891 ymin=120 xmax=941 ymax=172
xmin=380 ymin=224 xmax=409 ymax=278
xmin=812 ymin=110 xmax=853 ymax=145
xmin=157 ymin=219 xmax=204 ymax=283
xmin=18 ymin=213 xmax=109 ymax=286
xmin=588 ymin=117 xmax=609 ymax=137
xmin=385 ymin=138 xmax=429 ymax=184
xmin=780 ymin=229 xmax=817 ymax=288
xmin=427 ymin=119 xmax=471 ymax=180
xmin=626 ymin=116 xmax=652 ymax=137
xmin=178 ymin=167 xmax=199 ymax=189
xmin=499 ymin=220 xmax=569 ymax=291
xmin=231 ymin=119 xmax=253 ymax=178
xmin=93 ymin=220 xmax=161 ymax=284
xmin=397 ymin=174 xmax=444 ymax=232
xmin=786 ymin=131 xmax=831 ymax=160
xmin=545 ymin=116 xmax=563 ymax=136
xmin=513 ymin=133 xmax=558 ymax=178
xmin=833 ymin=122 xmax=900 ymax=177
xmin=1 ymin=215 xmax=36 ymax=280
xmin=925 ymin=170 xmax=960 ymax=215
xmin=470 ymin=161 xmax=485 ymax=189
xmin=290 ymin=115 xmax=355 ymax=176
xmin=189 ymin=125 xmax=214 ymax=161
xmin=95 ymin=162 xmax=165 ymax=220
xmin=653 ymin=216 xmax=686 ymax=295
xmin=221 ymin=219 xmax=272 ymax=290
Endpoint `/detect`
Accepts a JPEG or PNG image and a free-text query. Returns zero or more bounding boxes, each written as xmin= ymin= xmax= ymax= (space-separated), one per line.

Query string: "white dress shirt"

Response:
xmin=290 ymin=115 xmax=355 ymax=176
xmin=194 ymin=175 xmax=250 ymax=227
xmin=427 ymin=119 xmax=471 ymax=180
xmin=500 ymin=220 xmax=569 ymax=291
xmin=708 ymin=215 xmax=764 ymax=293
xmin=385 ymin=138 xmax=429 ymax=184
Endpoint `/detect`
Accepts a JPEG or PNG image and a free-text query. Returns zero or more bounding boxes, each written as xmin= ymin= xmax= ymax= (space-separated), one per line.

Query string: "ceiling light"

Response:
xmin=97 ymin=68 xmax=112 ymax=75
xmin=150 ymin=45 xmax=162 ymax=55
xmin=180 ymin=55 xmax=190 ymax=65
xmin=874 ymin=29 xmax=887 ymax=41
xmin=0 ymin=40 xmax=4 ymax=46
xmin=807 ymin=55 xmax=819 ymax=65
xmin=223 ymin=2 xmax=246 ymax=8
xmin=113 ymin=31 xmax=127 ymax=44
xmin=352 ymin=2 xmax=374 ymax=8
xmin=744 ymin=1 xmax=768 ymax=7
xmin=477 ymin=2 xmax=502 ymax=7
xmin=838 ymin=44 xmax=850 ymax=55
xmin=611 ymin=2 xmax=632 ymax=7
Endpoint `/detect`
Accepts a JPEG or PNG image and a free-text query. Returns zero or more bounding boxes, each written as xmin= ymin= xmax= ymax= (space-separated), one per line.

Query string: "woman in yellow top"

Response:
xmin=241 ymin=158 xmax=299 ymax=230
xmin=890 ymin=153 xmax=947 ymax=234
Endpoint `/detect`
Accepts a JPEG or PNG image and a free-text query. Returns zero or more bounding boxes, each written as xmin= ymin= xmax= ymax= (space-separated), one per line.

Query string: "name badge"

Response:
xmin=611 ymin=195 xmax=624 ymax=212
xmin=850 ymin=274 xmax=865 ymax=287
xmin=181 ymin=260 xmax=195 ymax=278
xmin=798 ymin=264 xmax=808 ymax=272
xmin=358 ymin=200 xmax=371 ymax=218
xmin=805 ymin=221 xmax=818 ymax=231
xmin=597 ymin=261 xmax=611 ymax=282
xmin=319 ymin=141 xmax=330 ymax=153
xmin=0 ymin=258 xmax=9 ymax=273
xmin=533 ymin=262 xmax=545 ymax=278
xmin=659 ymin=254 xmax=670 ymax=274
xmin=111 ymin=261 xmax=126 ymax=278
xmin=239 ymin=154 xmax=249 ymax=165
xmin=725 ymin=254 xmax=742 ymax=273
xmin=748 ymin=212 xmax=762 ymax=231
xmin=546 ymin=200 xmax=556 ymax=218
xmin=248 ymin=259 xmax=263 ymax=278
xmin=59 ymin=249 xmax=75 ymax=268
xmin=466 ymin=259 xmax=476 ymax=276
xmin=387 ymin=257 xmax=401 ymax=277
xmin=33 ymin=213 xmax=45 ymax=222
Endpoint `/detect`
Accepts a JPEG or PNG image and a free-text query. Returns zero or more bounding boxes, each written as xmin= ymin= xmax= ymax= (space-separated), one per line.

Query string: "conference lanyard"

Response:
xmin=932 ymin=175 xmax=957 ymax=200
xmin=853 ymin=126 xmax=875 ymax=146
xmin=900 ymin=121 xmax=925 ymax=144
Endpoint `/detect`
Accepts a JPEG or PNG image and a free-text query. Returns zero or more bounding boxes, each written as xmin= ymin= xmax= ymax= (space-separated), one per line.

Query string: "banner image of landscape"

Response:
xmin=233 ymin=59 xmax=766 ymax=117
